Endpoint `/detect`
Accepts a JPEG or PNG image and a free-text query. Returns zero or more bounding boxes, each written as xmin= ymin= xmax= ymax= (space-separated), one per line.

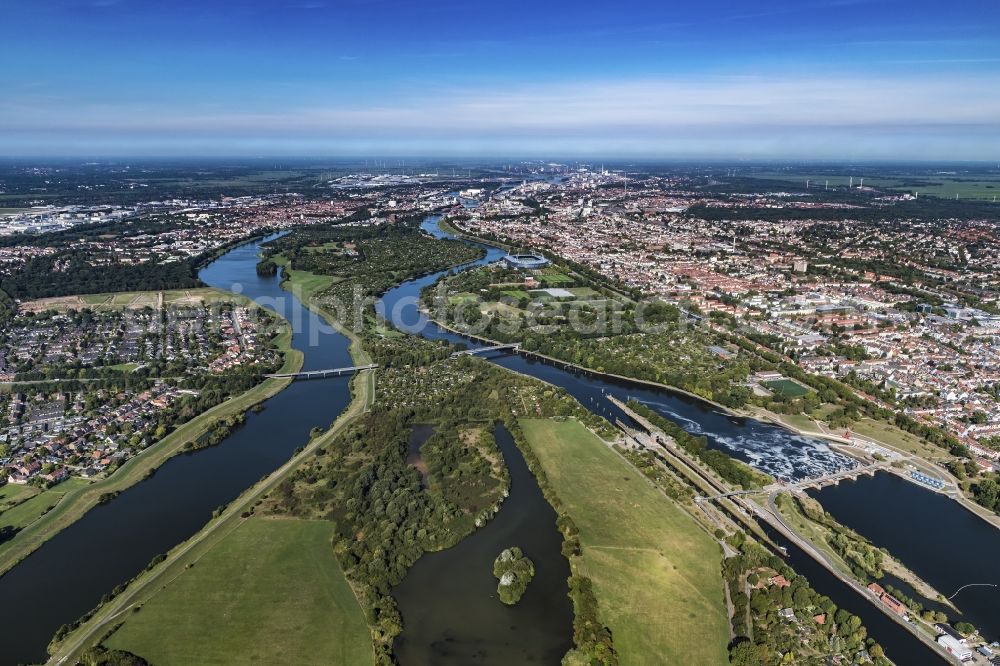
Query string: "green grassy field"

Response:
xmin=519 ymin=418 xmax=729 ymax=666
xmin=271 ymin=255 xmax=339 ymax=303
xmin=0 ymin=479 xmax=91 ymax=530
xmin=785 ymin=413 xmax=819 ymax=430
xmin=763 ymin=378 xmax=810 ymax=397
xmin=105 ymin=517 xmax=372 ymax=666
xmin=539 ymin=273 xmax=574 ymax=286
xmin=0 ymin=484 xmax=31 ymax=505
xmin=282 ymin=268 xmax=338 ymax=300
xmin=23 ymin=288 xmax=237 ymax=313
xmin=748 ymin=171 xmax=1000 ymax=201
xmin=448 ymin=292 xmax=477 ymax=305
xmin=850 ymin=418 xmax=951 ymax=461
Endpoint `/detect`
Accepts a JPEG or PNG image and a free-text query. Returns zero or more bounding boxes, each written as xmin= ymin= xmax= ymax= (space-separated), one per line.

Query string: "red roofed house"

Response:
xmin=768 ymin=575 xmax=791 ymax=588
xmin=881 ymin=593 xmax=907 ymax=616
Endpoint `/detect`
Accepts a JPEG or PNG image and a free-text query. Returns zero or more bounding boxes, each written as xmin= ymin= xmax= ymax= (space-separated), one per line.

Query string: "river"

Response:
xmin=0 ymin=216 xmax=969 ymax=665
xmin=382 ymin=215 xmax=948 ymax=665
xmin=392 ymin=424 xmax=574 ymax=664
xmin=0 ymin=235 xmax=355 ymax=665
xmin=812 ymin=473 xmax=1000 ymax=641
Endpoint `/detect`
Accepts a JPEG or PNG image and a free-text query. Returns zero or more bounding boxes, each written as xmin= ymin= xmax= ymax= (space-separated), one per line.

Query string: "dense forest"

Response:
xmin=1 ymin=251 xmax=201 ymax=299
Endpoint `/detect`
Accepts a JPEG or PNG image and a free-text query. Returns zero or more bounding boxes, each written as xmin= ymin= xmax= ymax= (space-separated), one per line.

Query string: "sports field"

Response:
xmin=105 ymin=517 xmax=372 ymax=666
xmin=519 ymin=418 xmax=729 ymax=666
xmin=763 ymin=378 xmax=810 ymax=397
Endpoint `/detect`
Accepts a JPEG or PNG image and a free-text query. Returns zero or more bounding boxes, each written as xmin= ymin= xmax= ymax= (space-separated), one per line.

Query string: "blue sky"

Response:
xmin=2 ymin=0 xmax=999 ymax=159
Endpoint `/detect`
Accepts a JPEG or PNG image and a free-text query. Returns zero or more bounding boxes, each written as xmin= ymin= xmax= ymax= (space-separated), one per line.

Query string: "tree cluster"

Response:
xmin=493 ymin=546 xmax=535 ymax=605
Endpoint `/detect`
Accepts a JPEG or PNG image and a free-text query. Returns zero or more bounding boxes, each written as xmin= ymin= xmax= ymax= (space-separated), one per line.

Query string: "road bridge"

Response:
xmin=265 ymin=364 xmax=377 ymax=380
xmin=452 ymin=343 xmax=520 ymax=357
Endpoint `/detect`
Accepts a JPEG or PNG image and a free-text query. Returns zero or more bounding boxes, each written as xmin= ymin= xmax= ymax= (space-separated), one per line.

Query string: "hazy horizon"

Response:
xmin=3 ymin=0 xmax=999 ymax=160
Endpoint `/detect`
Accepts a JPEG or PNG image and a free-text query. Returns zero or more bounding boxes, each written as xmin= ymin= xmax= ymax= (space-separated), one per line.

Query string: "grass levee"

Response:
xmin=104 ymin=517 xmax=372 ymax=666
xmin=520 ymin=418 xmax=730 ymax=666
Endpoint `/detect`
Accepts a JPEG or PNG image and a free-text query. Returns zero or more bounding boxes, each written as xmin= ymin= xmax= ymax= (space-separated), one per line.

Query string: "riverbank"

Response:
xmin=427 ymin=298 xmax=1000 ymax=534
xmin=520 ymin=417 xmax=731 ymax=664
xmin=0 ymin=314 xmax=303 ymax=579
xmin=102 ymin=516 xmax=373 ymax=665
xmin=51 ymin=231 xmax=497 ymax=664
xmin=430 ymin=312 xmax=857 ymax=450
xmin=47 ymin=275 xmax=374 ymax=665
xmin=773 ymin=493 xmax=953 ymax=610
xmin=414 ymin=217 xmax=980 ymax=663
xmin=47 ymin=363 xmax=374 ymax=664
xmin=610 ymin=389 xmax=942 ymax=664
xmin=432 ymin=221 xmax=1000 ymax=516
xmin=272 ymin=255 xmax=373 ymax=379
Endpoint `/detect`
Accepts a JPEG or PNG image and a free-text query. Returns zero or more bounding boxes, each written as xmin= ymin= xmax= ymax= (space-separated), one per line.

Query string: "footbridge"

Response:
xmin=265 ymin=363 xmax=378 ymax=380
xmin=694 ymin=489 xmax=764 ymax=503
xmin=452 ymin=343 xmax=520 ymax=357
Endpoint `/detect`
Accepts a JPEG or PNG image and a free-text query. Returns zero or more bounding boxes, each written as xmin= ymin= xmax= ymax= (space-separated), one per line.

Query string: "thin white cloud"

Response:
xmin=7 ymin=75 xmax=996 ymax=131
xmin=2 ymin=73 xmax=999 ymax=157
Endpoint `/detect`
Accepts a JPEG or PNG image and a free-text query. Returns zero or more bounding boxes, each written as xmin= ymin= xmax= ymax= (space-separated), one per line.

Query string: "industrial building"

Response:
xmin=936 ymin=634 xmax=972 ymax=661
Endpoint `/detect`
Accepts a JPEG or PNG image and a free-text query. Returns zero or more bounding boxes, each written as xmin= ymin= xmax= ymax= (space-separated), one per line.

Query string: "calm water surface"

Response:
xmin=392 ymin=425 xmax=574 ymax=665
xmin=0 ymin=235 xmax=353 ymax=665
xmin=812 ymin=473 xmax=1000 ymax=641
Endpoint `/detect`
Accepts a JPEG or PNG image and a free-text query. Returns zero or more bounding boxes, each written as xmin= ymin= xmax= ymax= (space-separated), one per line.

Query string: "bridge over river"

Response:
xmin=265 ymin=363 xmax=377 ymax=379
xmin=451 ymin=343 xmax=520 ymax=357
